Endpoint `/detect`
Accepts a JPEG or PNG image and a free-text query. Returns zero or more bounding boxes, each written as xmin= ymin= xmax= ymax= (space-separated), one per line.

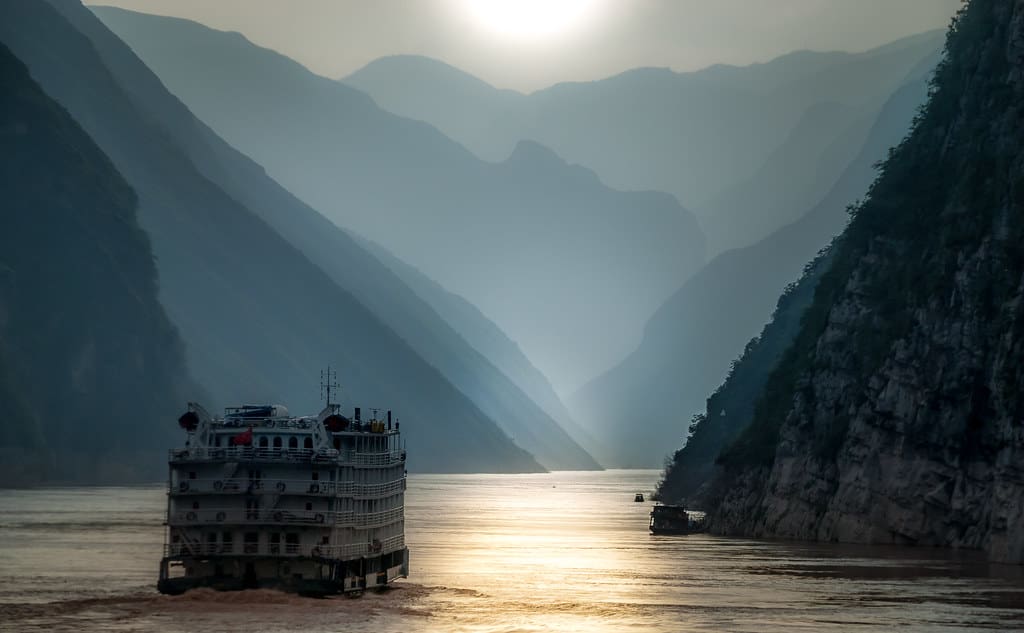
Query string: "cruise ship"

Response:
xmin=158 ymin=384 xmax=408 ymax=596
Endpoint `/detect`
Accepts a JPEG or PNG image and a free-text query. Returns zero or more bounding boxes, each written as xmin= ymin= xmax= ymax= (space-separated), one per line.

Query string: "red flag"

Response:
xmin=231 ymin=427 xmax=253 ymax=446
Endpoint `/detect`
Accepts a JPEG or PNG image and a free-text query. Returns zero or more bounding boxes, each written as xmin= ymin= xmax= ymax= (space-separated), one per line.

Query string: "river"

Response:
xmin=1 ymin=469 xmax=1022 ymax=632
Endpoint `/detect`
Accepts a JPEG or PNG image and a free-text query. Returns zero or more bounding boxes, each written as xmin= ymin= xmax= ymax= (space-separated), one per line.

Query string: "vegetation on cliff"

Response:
xmin=688 ymin=0 xmax=1024 ymax=562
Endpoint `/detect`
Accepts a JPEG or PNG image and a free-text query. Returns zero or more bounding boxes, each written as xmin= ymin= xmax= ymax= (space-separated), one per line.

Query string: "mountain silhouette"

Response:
xmin=1 ymin=0 xmax=542 ymax=473
xmin=568 ymin=56 xmax=936 ymax=468
xmin=0 ymin=41 xmax=192 ymax=483
xmin=345 ymin=33 xmax=943 ymax=255
xmin=95 ymin=6 xmax=706 ymax=394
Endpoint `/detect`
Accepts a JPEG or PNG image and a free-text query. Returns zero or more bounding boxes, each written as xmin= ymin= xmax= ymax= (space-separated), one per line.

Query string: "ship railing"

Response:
xmin=170 ymin=477 xmax=355 ymax=497
xmin=353 ymin=507 xmax=404 ymax=529
xmin=169 ymin=447 xmax=338 ymax=463
xmin=350 ymin=450 xmax=406 ymax=466
xmin=315 ymin=534 xmax=406 ymax=560
xmin=352 ymin=478 xmax=406 ymax=498
xmin=168 ymin=447 xmax=404 ymax=465
xmin=164 ymin=535 xmax=405 ymax=560
xmin=169 ymin=507 xmax=355 ymax=526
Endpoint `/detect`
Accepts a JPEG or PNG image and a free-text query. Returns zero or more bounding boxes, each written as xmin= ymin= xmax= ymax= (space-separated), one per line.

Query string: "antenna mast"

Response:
xmin=320 ymin=366 xmax=340 ymax=407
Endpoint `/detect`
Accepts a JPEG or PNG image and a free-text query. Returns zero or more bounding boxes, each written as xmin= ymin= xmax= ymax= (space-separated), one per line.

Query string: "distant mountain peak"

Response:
xmin=505 ymin=139 xmax=566 ymax=166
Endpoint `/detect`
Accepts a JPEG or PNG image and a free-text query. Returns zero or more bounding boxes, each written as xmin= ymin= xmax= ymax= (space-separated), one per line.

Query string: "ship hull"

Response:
xmin=158 ymin=547 xmax=409 ymax=596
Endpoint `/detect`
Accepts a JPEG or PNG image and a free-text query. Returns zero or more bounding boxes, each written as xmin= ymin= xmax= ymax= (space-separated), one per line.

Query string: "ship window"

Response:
xmin=244 ymin=532 xmax=258 ymax=554
xmin=188 ymin=471 xmax=197 ymax=479
xmin=273 ymin=437 xmax=282 ymax=448
xmin=305 ymin=502 xmax=313 ymax=511
xmin=303 ymin=437 xmax=313 ymax=449
xmin=259 ymin=436 xmax=268 ymax=448
xmin=288 ymin=437 xmax=298 ymax=449
xmin=311 ymin=472 xmax=319 ymax=481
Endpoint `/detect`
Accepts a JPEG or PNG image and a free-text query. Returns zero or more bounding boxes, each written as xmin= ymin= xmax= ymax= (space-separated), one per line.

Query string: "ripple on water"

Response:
xmin=2 ymin=471 xmax=1024 ymax=632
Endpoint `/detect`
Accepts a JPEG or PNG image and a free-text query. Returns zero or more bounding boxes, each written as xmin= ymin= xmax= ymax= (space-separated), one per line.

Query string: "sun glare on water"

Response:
xmin=460 ymin=0 xmax=602 ymax=41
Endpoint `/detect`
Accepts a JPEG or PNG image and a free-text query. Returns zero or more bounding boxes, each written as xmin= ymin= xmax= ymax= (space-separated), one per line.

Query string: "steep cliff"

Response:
xmin=0 ymin=0 xmax=542 ymax=474
xmin=708 ymin=0 xmax=1024 ymax=563
xmin=0 ymin=42 xmax=191 ymax=483
xmin=655 ymin=252 xmax=829 ymax=503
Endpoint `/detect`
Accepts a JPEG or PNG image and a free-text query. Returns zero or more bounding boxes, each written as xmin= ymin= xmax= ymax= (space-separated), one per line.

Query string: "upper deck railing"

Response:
xmin=164 ymin=534 xmax=406 ymax=561
xmin=168 ymin=446 xmax=405 ymax=466
xmin=168 ymin=506 xmax=404 ymax=528
xmin=170 ymin=477 xmax=406 ymax=498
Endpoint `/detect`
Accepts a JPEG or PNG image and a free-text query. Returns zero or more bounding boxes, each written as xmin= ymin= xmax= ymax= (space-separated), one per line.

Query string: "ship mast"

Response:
xmin=320 ymin=366 xmax=340 ymax=409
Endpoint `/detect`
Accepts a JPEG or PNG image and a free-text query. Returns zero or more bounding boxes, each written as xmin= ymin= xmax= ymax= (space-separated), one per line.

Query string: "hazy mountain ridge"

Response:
xmin=0 ymin=41 xmax=192 ymax=483
xmin=707 ymin=0 xmax=1024 ymax=563
xmin=1 ymin=0 xmax=542 ymax=474
xmin=355 ymin=234 xmax=600 ymax=464
xmin=568 ymin=52 xmax=937 ymax=468
xmin=344 ymin=32 xmax=944 ymax=254
xmin=54 ymin=0 xmax=596 ymax=471
xmin=95 ymin=6 xmax=706 ymax=394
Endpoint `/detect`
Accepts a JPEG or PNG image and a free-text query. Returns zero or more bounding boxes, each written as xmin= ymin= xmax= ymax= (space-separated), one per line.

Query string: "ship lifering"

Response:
xmin=273 ymin=511 xmax=284 ymax=522
xmin=315 ymin=513 xmax=325 ymax=524
xmin=276 ymin=481 xmax=286 ymax=492
xmin=310 ymin=483 xmax=320 ymax=493
xmin=213 ymin=480 xmax=223 ymax=491
xmin=216 ymin=512 xmax=226 ymax=522
xmin=186 ymin=511 xmax=197 ymax=521
xmin=178 ymin=481 xmax=190 ymax=493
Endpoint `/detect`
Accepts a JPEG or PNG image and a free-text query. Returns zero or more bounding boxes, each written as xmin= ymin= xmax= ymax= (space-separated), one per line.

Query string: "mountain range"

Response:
xmin=568 ymin=43 xmax=940 ymax=467
xmin=1 ymin=0 xmax=574 ymax=474
xmin=0 ymin=40 xmax=191 ymax=483
xmin=703 ymin=0 xmax=1024 ymax=564
xmin=95 ymin=6 xmax=707 ymax=395
xmin=344 ymin=34 xmax=944 ymax=255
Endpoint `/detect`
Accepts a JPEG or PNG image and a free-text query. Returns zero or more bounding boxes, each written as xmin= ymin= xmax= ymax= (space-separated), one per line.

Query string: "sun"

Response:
xmin=460 ymin=0 xmax=601 ymax=41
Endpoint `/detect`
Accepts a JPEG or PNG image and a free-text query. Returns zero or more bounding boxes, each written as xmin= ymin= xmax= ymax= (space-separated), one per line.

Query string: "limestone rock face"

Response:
xmin=709 ymin=0 xmax=1024 ymax=564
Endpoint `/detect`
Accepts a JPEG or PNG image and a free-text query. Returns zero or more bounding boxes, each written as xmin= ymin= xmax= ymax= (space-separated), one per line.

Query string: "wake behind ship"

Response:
xmin=159 ymin=388 xmax=408 ymax=596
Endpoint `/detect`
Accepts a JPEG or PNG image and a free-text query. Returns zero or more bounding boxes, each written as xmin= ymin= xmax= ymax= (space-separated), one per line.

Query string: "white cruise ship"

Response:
xmin=158 ymin=387 xmax=408 ymax=596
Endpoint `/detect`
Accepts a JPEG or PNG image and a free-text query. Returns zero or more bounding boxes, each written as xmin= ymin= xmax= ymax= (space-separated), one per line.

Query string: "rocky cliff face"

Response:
xmin=708 ymin=0 xmax=1024 ymax=563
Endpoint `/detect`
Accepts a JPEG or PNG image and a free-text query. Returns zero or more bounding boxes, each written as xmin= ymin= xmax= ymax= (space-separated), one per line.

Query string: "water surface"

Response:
xmin=1 ymin=470 xmax=1022 ymax=631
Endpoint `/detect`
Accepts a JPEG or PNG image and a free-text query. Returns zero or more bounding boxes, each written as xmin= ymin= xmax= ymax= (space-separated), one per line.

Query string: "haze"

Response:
xmin=87 ymin=0 xmax=960 ymax=91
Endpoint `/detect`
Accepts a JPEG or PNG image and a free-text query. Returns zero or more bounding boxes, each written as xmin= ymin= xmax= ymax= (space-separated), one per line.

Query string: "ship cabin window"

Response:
xmin=305 ymin=502 xmax=313 ymax=511
xmin=259 ymin=436 xmax=268 ymax=448
xmin=273 ymin=437 xmax=282 ymax=448
xmin=188 ymin=471 xmax=197 ymax=479
xmin=270 ymin=533 xmax=281 ymax=554
xmin=244 ymin=532 xmax=258 ymax=554
xmin=288 ymin=436 xmax=298 ymax=449
xmin=303 ymin=437 xmax=313 ymax=449
xmin=311 ymin=472 xmax=319 ymax=481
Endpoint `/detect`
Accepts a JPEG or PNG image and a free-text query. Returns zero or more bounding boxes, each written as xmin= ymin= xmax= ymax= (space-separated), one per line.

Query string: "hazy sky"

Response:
xmin=89 ymin=0 xmax=961 ymax=92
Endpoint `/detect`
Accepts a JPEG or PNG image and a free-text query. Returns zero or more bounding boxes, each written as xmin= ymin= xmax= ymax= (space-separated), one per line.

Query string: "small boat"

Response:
xmin=634 ymin=493 xmax=645 ymax=502
xmin=649 ymin=504 xmax=707 ymax=535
